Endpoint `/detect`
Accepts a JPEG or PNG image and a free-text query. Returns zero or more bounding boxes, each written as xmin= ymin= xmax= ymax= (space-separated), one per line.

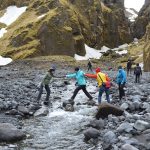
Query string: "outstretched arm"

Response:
xmin=66 ymin=73 xmax=76 ymax=78
xmin=85 ymin=73 xmax=97 ymax=79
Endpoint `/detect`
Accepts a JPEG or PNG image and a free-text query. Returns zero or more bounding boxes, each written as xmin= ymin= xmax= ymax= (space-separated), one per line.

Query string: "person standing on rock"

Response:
xmin=87 ymin=59 xmax=93 ymax=72
xmin=85 ymin=67 xmax=111 ymax=105
xmin=116 ymin=66 xmax=127 ymax=100
xmin=127 ymin=59 xmax=132 ymax=75
xmin=134 ymin=63 xmax=142 ymax=83
xmin=37 ymin=66 xmax=56 ymax=105
xmin=66 ymin=67 xmax=93 ymax=104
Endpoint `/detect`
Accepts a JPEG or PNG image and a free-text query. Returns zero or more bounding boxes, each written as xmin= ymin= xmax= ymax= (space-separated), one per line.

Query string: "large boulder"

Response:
xmin=95 ymin=103 xmax=124 ymax=119
xmin=0 ymin=123 xmax=26 ymax=142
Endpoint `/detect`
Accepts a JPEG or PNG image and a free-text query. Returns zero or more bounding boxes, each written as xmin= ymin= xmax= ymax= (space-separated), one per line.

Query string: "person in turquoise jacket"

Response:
xmin=66 ymin=67 xmax=93 ymax=103
xmin=116 ymin=66 xmax=127 ymax=100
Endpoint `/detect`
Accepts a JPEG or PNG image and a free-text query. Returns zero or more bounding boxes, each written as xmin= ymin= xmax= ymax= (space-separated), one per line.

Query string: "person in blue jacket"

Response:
xmin=116 ymin=66 xmax=127 ymax=100
xmin=66 ymin=67 xmax=93 ymax=103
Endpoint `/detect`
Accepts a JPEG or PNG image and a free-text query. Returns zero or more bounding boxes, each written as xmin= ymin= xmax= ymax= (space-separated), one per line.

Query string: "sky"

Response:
xmin=124 ymin=0 xmax=145 ymax=11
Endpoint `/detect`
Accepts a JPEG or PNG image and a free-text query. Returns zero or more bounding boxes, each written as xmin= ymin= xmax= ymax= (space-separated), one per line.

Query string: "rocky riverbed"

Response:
xmin=0 ymin=59 xmax=150 ymax=150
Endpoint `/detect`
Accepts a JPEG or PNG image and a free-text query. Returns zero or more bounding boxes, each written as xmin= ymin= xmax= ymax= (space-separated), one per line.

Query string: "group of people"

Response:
xmin=127 ymin=59 xmax=142 ymax=83
xmin=37 ymin=62 xmax=130 ymax=106
xmin=36 ymin=58 xmax=143 ymax=106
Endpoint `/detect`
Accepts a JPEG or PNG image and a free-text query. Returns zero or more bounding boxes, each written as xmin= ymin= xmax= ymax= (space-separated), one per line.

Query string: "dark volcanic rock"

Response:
xmin=96 ymin=102 xmax=124 ymax=119
xmin=0 ymin=123 xmax=26 ymax=142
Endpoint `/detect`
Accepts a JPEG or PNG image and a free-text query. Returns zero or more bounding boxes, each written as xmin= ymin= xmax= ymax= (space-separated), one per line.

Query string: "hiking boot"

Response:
xmin=68 ymin=99 xmax=74 ymax=106
xmin=88 ymin=97 xmax=93 ymax=101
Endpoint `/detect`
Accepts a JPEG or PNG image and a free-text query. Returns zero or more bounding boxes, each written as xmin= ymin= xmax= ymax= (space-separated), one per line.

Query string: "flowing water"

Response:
xmin=21 ymin=80 xmax=103 ymax=150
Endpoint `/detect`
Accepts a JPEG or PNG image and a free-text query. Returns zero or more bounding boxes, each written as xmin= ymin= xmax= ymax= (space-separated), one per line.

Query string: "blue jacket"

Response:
xmin=116 ymin=69 xmax=127 ymax=84
xmin=66 ymin=70 xmax=86 ymax=85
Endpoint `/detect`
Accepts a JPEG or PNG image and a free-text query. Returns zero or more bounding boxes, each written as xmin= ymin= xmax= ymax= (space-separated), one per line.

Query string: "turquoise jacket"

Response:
xmin=66 ymin=70 xmax=86 ymax=85
xmin=116 ymin=69 xmax=127 ymax=84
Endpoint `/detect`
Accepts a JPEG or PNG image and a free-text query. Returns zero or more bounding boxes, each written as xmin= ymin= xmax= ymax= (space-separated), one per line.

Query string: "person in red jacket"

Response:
xmin=85 ymin=67 xmax=111 ymax=105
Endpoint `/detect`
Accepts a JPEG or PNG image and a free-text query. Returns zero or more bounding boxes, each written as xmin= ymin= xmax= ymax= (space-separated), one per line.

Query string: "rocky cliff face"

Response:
xmin=132 ymin=0 xmax=150 ymax=39
xmin=0 ymin=0 xmax=132 ymax=59
xmin=143 ymin=24 xmax=150 ymax=71
xmin=0 ymin=0 xmax=30 ymax=9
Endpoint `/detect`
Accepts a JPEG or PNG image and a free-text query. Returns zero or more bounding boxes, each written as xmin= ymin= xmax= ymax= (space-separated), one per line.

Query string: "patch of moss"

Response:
xmin=0 ymin=22 xmax=7 ymax=29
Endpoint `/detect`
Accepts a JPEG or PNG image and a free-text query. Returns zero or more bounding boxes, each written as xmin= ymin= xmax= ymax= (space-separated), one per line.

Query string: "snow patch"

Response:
xmin=38 ymin=14 xmax=46 ymax=19
xmin=0 ymin=28 xmax=7 ymax=38
xmin=100 ymin=46 xmax=110 ymax=53
xmin=0 ymin=56 xmax=12 ymax=66
xmin=116 ymin=50 xmax=128 ymax=55
xmin=0 ymin=6 xmax=27 ymax=26
xmin=74 ymin=44 xmax=110 ymax=60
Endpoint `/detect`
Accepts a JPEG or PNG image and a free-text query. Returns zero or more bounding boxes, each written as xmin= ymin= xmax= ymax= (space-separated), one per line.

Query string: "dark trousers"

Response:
xmin=118 ymin=83 xmax=125 ymax=100
xmin=71 ymin=85 xmax=92 ymax=100
xmin=127 ymin=68 xmax=131 ymax=75
xmin=87 ymin=66 xmax=93 ymax=72
xmin=37 ymin=84 xmax=50 ymax=102
xmin=135 ymin=74 xmax=140 ymax=83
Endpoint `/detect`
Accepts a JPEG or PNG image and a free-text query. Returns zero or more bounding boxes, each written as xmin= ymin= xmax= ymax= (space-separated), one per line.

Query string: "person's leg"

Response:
xmin=81 ymin=85 xmax=93 ymax=100
xmin=37 ymin=84 xmax=43 ymax=102
xmin=90 ymin=67 xmax=93 ymax=72
xmin=119 ymin=83 xmax=125 ymax=100
xmin=127 ymin=69 xmax=129 ymax=76
xmin=105 ymin=87 xmax=110 ymax=103
xmin=71 ymin=86 xmax=82 ymax=100
xmin=45 ymin=85 xmax=50 ymax=102
xmin=135 ymin=75 xmax=138 ymax=83
xmin=120 ymin=83 xmax=125 ymax=99
xmin=118 ymin=83 xmax=121 ymax=100
xmin=137 ymin=75 xmax=140 ymax=83
xmin=98 ymin=86 xmax=104 ymax=104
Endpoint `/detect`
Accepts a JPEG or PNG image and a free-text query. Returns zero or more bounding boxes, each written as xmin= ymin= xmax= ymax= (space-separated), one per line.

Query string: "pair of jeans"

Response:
xmin=37 ymin=84 xmax=50 ymax=102
xmin=118 ymin=83 xmax=125 ymax=100
xmin=98 ymin=86 xmax=110 ymax=104
xmin=71 ymin=85 xmax=92 ymax=100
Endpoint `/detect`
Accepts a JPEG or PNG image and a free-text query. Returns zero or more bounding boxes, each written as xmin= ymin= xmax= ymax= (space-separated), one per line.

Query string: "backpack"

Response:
xmin=135 ymin=67 xmax=141 ymax=75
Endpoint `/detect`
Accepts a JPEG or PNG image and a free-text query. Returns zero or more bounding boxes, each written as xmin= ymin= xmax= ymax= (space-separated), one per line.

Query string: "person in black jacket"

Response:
xmin=87 ymin=59 xmax=93 ymax=72
xmin=134 ymin=63 xmax=142 ymax=83
xmin=127 ymin=59 xmax=132 ymax=75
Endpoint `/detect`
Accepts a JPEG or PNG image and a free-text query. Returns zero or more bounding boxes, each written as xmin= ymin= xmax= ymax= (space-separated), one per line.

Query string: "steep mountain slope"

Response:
xmin=143 ymin=24 xmax=150 ymax=71
xmin=0 ymin=0 xmax=132 ymax=59
xmin=132 ymin=0 xmax=150 ymax=39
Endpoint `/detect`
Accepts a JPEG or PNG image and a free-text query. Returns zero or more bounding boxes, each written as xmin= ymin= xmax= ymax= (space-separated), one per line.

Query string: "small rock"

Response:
xmin=18 ymin=106 xmax=29 ymax=115
xmin=117 ymin=122 xmax=134 ymax=133
xmin=89 ymin=119 xmax=104 ymax=129
xmin=34 ymin=107 xmax=49 ymax=117
xmin=84 ymin=128 xmax=99 ymax=142
xmin=121 ymin=144 xmax=139 ymax=150
xmin=134 ymin=120 xmax=149 ymax=131
xmin=65 ymin=104 xmax=74 ymax=112
xmin=103 ymin=131 xmax=117 ymax=144
xmin=121 ymin=103 xmax=129 ymax=110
